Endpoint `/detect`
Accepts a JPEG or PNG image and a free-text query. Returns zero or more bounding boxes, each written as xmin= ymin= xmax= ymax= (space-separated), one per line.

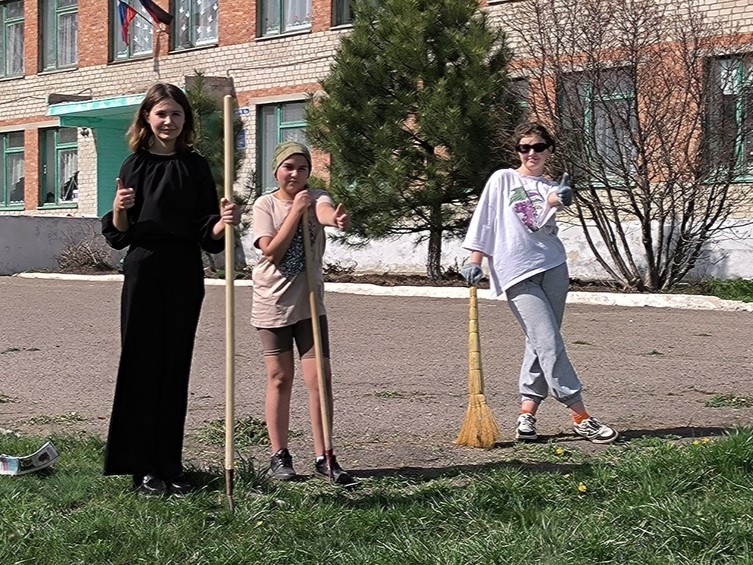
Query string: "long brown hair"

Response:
xmin=127 ymin=83 xmax=196 ymax=153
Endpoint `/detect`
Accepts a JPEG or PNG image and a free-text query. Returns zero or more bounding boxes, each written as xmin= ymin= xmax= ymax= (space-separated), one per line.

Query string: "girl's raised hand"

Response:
xmin=333 ymin=203 xmax=350 ymax=231
xmin=113 ymin=178 xmax=135 ymax=211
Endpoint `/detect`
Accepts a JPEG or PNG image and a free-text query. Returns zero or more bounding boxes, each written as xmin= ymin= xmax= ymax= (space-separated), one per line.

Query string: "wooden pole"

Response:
xmin=301 ymin=206 xmax=335 ymax=478
xmin=223 ymin=94 xmax=236 ymax=510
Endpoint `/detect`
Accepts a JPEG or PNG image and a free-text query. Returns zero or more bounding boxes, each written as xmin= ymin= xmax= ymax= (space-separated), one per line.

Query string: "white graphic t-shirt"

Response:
xmin=462 ymin=169 xmax=567 ymax=296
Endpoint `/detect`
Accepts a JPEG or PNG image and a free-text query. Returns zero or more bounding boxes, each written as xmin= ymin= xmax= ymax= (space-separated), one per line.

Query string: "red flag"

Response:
xmin=137 ymin=0 xmax=173 ymax=25
xmin=118 ymin=1 xmax=139 ymax=45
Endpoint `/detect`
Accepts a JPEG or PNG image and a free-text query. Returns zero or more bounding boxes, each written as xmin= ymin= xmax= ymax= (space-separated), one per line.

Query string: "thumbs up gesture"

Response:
xmin=113 ymin=177 xmax=135 ymax=211
xmin=556 ymin=173 xmax=572 ymax=207
xmin=333 ymin=203 xmax=350 ymax=231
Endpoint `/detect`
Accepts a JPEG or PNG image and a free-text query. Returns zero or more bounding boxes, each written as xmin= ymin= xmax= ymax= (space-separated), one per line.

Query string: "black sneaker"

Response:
xmin=268 ymin=448 xmax=296 ymax=481
xmin=133 ymin=473 xmax=167 ymax=496
xmin=166 ymin=475 xmax=193 ymax=496
xmin=314 ymin=455 xmax=356 ymax=486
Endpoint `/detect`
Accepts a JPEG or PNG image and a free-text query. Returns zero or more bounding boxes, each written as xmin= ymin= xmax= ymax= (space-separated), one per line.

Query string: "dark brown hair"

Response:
xmin=514 ymin=122 xmax=556 ymax=152
xmin=127 ymin=83 xmax=196 ymax=153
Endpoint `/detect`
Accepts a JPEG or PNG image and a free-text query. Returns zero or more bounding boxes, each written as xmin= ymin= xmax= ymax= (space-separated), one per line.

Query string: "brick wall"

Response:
xmin=78 ymin=0 xmax=109 ymax=67
xmin=3 ymin=0 xmax=753 ymax=217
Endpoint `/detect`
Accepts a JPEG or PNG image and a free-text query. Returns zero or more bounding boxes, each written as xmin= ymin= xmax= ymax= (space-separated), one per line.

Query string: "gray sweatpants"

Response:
xmin=505 ymin=262 xmax=582 ymax=407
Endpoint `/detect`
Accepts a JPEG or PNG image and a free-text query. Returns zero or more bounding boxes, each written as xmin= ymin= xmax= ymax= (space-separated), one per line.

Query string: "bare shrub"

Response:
xmin=56 ymin=227 xmax=116 ymax=273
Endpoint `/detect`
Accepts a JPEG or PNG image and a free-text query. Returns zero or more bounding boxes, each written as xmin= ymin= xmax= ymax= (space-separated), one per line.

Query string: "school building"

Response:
xmin=1 ymin=0 xmax=753 ymax=278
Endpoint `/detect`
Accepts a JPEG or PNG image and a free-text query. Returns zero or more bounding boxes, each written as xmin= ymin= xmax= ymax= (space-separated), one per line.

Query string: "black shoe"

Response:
xmin=133 ymin=474 xmax=167 ymax=496
xmin=314 ymin=455 xmax=356 ymax=486
xmin=166 ymin=475 xmax=193 ymax=496
xmin=268 ymin=448 xmax=296 ymax=481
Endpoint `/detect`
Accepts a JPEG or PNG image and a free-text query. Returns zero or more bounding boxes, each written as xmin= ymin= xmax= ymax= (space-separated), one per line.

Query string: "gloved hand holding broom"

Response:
xmin=461 ymin=263 xmax=484 ymax=286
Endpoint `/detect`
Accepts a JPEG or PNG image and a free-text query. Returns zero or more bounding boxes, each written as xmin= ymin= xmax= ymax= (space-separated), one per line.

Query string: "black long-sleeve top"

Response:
xmin=101 ymin=150 xmax=223 ymax=254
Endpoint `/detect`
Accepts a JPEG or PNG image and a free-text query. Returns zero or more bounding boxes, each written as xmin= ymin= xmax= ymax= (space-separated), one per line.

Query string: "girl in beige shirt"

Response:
xmin=252 ymin=141 xmax=353 ymax=485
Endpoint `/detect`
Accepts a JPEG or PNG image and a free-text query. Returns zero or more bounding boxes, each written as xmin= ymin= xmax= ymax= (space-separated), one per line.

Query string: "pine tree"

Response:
xmin=306 ymin=0 xmax=519 ymax=279
xmin=185 ymin=72 xmax=249 ymax=270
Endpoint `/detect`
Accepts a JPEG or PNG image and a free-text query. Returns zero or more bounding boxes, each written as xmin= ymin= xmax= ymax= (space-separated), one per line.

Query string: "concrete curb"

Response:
xmin=10 ymin=272 xmax=753 ymax=312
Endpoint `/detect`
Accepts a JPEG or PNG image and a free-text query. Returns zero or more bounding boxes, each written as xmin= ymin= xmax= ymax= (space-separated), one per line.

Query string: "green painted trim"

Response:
xmin=47 ymin=94 xmax=144 ymax=121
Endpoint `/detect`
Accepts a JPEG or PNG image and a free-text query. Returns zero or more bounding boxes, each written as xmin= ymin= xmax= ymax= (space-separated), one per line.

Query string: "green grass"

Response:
xmin=693 ymin=278 xmax=753 ymax=303
xmin=193 ymin=415 xmax=272 ymax=450
xmin=2 ymin=430 xmax=753 ymax=564
xmin=705 ymin=394 xmax=753 ymax=409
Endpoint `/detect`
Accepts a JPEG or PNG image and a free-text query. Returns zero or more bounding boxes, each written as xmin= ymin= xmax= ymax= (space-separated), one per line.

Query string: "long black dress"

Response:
xmin=101 ymin=149 xmax=223 ymax=481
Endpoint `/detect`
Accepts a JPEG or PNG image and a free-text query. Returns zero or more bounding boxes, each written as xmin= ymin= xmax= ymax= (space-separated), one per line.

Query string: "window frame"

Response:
xmin=259 ymin=0 xmax=312 ymax=38
xmin=706 ymin=55 xmax=753 ymax=182
xmin=111 ymin=0 xmax=153 ymax=61
xmin=1 ymin=0 xmax=24 ymax=78
xmin=511 ymin=77 xmax=529 ymax=112
xmin=40 ymin=127 xmax=78 ymax=208
xmin=257 ymin=101 xmax=308 ymax=194
xmin=332 ymin=0 xmax=352 ymax=27
xmin=0 ymin=131 xmax=24 ymax=209
xmin=173 ymin=0 xmax=218 ymax=50
xmin=558 ymin=68 xmax=637 ymax=178
xmin=41 ymin=0 xmax=78 ymax=71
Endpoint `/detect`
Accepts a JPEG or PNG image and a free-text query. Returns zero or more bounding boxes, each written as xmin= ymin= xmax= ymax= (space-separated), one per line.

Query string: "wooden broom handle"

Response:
xmin=301 ymin=205 xmax=334 ymax=454
xmin=468 ymin=286 xmax=484 ymax=396
xmin=222 ymin=95 xmax=236 ymax=505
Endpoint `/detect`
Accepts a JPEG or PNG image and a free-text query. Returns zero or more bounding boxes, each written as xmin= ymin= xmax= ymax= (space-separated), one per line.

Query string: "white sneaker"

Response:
xmin=515 ymin=413 xmax=538 ymax=441
xmin=573 ymin=417 xmax=618 ymax=444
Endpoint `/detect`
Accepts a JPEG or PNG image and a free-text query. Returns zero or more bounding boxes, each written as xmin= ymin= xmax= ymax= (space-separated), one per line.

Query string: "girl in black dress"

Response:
xmin=101 ymin=83 xmax=240 ymax=496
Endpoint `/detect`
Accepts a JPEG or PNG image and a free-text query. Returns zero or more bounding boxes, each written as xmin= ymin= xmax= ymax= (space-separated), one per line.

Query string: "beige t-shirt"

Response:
xmin=251 ymin=189 xmax=334 ymax=328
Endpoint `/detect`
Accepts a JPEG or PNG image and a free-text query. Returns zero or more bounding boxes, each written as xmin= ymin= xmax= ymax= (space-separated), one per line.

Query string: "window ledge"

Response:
xmin=108 ymin=55 xmax=153 ymax=66
xmin=329 ymin=24 xmax=354 ymax=31
xmin=0 ymin=75 xmax=24 ymax=82
xmin=255 ymin=28 xmax=312 ymax=42
xmin=169 ymin=43 xmax=218 ymax=55
xmin=38 ymin=67 xmax=79 ymax=76
xmin=731 ymin=176 xmax=753 ymax=184
xmin=39 ymin=203 xmax=78 ymax=209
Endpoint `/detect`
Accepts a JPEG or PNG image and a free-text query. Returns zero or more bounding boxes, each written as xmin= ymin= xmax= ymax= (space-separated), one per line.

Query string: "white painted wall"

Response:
xmin=2 ymin=215 xmax=752 ymax=281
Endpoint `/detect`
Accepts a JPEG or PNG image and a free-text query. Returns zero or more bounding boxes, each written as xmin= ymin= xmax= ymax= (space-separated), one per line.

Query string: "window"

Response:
xmin=707 ymin=56 xmax=753 ymax=176
xmin=259 ymin=0 xmax=311 ymax=37
xmin=42 ymin=0 xmax=77 ymax=71
xmin=1 ymin=0 xmax=23 ymax=77
xmin=112 ymin=0 xmax=153 ymax=60
xmin=332 ymin=0 xmax=352 ymax=26
xmin=174 ymin=0 xmax=217 ymax=49
xmin=258 ymin=101 xmax=307 ymax=192
xmin=332 ymin=0 xmax=377 ymax=27
xmin=559 ymin=69 xmax=636 ymax=175
xmin=1 ymin=131 xmax=24 ymax=208
xmin=511 ymin=78 xmax=529 ymax=111
xmin=41 ymin=128 xmax=78 ymax=206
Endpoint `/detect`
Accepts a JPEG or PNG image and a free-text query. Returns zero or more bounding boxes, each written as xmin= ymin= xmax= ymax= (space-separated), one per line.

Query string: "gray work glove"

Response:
xmin=461 ymin=263 xmax=484 ymax=286
xmin=556 ymin=172 xmax=572 ymax=207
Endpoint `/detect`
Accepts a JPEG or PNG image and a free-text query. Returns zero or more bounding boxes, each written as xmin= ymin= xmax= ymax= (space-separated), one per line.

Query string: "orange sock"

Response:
xmin=572 ymin=411 xmax=590 ymax=425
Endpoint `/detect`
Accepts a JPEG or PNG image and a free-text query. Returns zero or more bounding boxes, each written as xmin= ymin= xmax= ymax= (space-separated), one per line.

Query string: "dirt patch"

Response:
xmin=1 ymin=276 xmax=751 ymax=476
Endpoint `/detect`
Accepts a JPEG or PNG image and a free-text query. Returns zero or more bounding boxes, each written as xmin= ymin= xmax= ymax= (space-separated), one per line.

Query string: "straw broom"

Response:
xmin=454 ymin=286 xmax=501 ymax=448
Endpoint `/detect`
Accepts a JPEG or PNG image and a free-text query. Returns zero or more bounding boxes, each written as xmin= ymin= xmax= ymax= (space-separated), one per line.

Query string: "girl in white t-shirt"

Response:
xmin=462 ymin=122 xmax=618 ymax=444
xmin=252 ymin=141 xmax=355 ymax=485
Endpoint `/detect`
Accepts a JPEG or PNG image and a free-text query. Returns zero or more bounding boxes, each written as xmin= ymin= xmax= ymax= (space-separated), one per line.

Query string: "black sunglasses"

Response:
xmin=516 ymin=143 xmax=550 ymax=153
